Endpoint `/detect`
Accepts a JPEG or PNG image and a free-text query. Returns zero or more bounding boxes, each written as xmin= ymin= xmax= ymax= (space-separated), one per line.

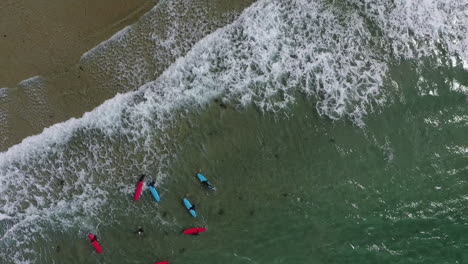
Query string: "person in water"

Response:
xmin=136 ymin=226 xmax=144 ymax=236
xmin=148 ymin=181 xmax=156 ymax=187
xmin=198 ymin=177 xmax=213 ymax=189
xmin=202 ymin=180 xmax=215 ymax=190
xmin=139 ymin=175 xmax=145 ymax=181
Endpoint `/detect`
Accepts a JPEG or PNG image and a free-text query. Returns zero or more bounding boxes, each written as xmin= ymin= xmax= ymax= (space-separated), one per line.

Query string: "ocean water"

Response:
xmin=1 ymin=0 xmax=468 ymax=263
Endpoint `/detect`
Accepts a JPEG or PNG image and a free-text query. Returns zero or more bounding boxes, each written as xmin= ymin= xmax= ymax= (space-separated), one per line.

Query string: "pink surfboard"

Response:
xmin=133 ymin=175 xmax=145 ymax=201
xmin=183 ymin=227 xmax=206 ymax=234
xmin=87 ymin=233 xmax=102 ymax=253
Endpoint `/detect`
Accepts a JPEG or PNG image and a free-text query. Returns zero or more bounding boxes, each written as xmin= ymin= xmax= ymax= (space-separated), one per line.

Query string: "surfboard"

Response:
xmin=133 ymin=175 xmax=145 ymax=201
xmin=87 ymin=233 xmax=102 ymax=253
xmin=153 ymin=261 xmax=169 ymax=264
xmin=183 ymin=198 xmax=197 ymax=217
xmin=147 ymin=181 xmax=161 ymax=202
xmin=183 ymin=227 xmax=206 ymax=234
xmin=196 ymin=173 xmax=215 ymax=190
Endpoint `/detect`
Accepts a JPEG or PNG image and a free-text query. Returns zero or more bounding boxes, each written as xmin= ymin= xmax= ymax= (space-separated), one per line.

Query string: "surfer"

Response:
xmin=183 ymin=197 xmax=197 ymax=217
xmin=200 ymin=179 xmax=214 ymax=190
xmin=197 ymin=173 xmax=215 ymax=190
xmin=90 ymin=235 xmax=98 ymax=242
xmin=147 ymin=180 xmax=161 ymax=202
xmin=201 ymin=180 xmax=211 ymax=188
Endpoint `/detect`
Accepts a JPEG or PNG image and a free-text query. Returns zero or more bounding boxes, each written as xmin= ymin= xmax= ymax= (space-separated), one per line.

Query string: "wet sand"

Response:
xmin=0 ymin=0 xmax=156 ymax=87
xmin=0 ymin=0 xmax=255 ymax=152
xmin=0 ymin=0 xmax=157 ymax=151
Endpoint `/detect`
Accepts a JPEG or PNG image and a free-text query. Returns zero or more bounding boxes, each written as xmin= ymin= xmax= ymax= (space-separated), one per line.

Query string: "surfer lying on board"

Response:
xmin=196 ymin=172 xmax=216 ymax=190
xmin=201 ymin=180 xmax=215 ymax=190
xmin=201 ymin=180 xmax=211 ymax=188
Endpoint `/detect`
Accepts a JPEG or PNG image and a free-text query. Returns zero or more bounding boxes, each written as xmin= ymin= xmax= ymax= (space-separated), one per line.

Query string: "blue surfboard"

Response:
xmin=196 ymin=173 xmax=215 ymax=190
xmin=183 ymin=198 xmax=197 ymax=217
xmin=147 ymin=181 xmax=161 ymax=202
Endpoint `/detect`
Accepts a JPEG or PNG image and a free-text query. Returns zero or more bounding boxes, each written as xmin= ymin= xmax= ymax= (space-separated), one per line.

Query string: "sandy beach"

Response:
xmin=0 ymin=0 xmax=155 ymax=87
xmin=0 ymin=0 xmax=157 ymax=151
xmin=0 ymin=0 xmax=254 ymax=152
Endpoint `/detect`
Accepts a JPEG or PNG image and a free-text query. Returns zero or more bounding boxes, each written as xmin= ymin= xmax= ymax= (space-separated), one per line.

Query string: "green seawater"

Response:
xmin=23 ymin=59 xmax=468 ymax=264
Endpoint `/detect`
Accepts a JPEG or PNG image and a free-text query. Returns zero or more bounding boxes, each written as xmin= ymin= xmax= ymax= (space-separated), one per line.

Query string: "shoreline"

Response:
xmin=0 ymin=0 xmax=256 ymax=152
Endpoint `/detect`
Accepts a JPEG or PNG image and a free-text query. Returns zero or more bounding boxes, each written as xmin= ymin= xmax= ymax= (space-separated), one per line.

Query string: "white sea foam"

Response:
xmin=0 ymin=92 xmax=135 ymax=168
xmin=447 ymin=145 xmax=468 ymax=155
xmin=1 ymin=0 xmax=467 ymax=262
xmin=17 ymin=75 xmax=42 ymax=86
xmin=451 ymin=80 xmax=468 ymax=94
xmin=135 ymin=0 xmax=389 ymax=124
xmin=347 ymin=0 xmax=468 ymax=61
xmin=0 ymin=213 xmax=11 ymax=221
xmin=0 ymin=88 xmax=8 ymax=99
xmin=80 ymin=0 xmax=241 ymax=93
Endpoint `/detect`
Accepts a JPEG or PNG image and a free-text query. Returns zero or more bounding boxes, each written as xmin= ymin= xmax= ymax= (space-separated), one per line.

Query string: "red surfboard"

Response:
xmin=153 ymin=261 xmax=169 ymax=264
xmin=87 ymin=233 xmax=102 ymax=253
xmin=183 ymin=227 xmax=206 ymax=234
xmin=133 ymin=175 xmax=145 ymax=201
